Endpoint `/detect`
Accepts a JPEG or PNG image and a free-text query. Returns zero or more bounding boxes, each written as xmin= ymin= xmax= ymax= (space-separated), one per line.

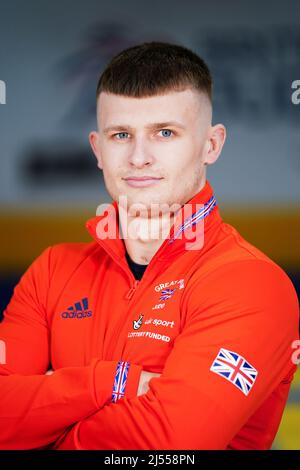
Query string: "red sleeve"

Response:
xmin=0 ymin=247 xmax=142 ymax=450
xmin=52 ymin=259 xmax=299 ymax=450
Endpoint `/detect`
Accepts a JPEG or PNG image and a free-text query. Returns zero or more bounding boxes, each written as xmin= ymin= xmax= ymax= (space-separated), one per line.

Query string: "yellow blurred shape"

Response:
xmin=292 ymin=365 xmax=300 ymax=388
xmin=275 ymin=404 xmax=300 ymax=449
xmin=1 ymin=206 xmax=300 ymax=272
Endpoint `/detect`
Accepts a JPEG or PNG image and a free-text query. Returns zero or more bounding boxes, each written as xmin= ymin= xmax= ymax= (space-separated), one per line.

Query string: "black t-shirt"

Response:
xmin=125 ymin=251 xmax=148 ymax=280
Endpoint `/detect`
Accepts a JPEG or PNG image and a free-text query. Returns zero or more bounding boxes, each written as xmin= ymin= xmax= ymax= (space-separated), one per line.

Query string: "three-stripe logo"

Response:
xmin=61 ymin=297 xmax=92 ymax=319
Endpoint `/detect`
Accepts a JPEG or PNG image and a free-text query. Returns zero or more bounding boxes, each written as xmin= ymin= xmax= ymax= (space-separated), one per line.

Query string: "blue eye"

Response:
xmin=115 ymin=132 xmax=129 ymax=139
xmin=159 ymin=129 xmax=173 ymax=138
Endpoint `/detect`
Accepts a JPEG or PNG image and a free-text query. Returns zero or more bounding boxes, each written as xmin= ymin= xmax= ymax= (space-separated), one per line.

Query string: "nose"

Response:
xmin=128 ymin=136 xmax=155 ymax=168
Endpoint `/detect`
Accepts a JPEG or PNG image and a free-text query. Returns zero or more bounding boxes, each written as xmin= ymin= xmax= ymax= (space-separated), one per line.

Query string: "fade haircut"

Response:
xmin=96 ymin=41 xmax=212 ymax=103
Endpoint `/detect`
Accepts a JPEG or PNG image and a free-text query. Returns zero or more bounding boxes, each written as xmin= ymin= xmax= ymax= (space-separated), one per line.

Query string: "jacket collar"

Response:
xmin=86 ymin=180 xmax=222 ymax=263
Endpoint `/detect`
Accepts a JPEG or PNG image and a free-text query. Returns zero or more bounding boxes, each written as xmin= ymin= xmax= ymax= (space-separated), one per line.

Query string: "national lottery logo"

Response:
xmin=133 ymin=314 xmax=143 ymax=330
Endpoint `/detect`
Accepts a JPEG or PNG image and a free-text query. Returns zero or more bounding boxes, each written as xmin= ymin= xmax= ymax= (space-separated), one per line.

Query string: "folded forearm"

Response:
xmin=0 ymin=359 xmax=142 ymax=449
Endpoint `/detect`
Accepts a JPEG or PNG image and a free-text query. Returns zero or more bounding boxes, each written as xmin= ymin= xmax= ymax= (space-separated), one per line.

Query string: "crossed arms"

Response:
xmin=0 ymin=247 xmax=298 ymax=449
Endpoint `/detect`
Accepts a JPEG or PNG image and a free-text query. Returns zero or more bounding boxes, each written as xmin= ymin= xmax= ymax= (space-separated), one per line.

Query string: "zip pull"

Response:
xmin=125 ymin=280 xmax=140 ymax=300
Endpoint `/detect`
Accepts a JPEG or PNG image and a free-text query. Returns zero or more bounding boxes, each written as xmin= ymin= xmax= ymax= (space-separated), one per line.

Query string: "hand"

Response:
xmin=137 ymin=370 xmax=161 ymax=396
xmin=45 ymin=369 xmax=54 ymax=375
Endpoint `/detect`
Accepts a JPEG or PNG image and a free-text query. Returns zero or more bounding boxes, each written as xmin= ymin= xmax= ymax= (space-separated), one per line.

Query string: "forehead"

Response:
xmin=97 ymin=89 xmax=204 ymax=128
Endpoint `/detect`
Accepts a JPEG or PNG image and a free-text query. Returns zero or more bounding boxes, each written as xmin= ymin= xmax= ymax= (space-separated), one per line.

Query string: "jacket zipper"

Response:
xmin=125 ymin=279 xmax=140 ymax=300
xmin=94 ymin=236 xmax=171 ymax=360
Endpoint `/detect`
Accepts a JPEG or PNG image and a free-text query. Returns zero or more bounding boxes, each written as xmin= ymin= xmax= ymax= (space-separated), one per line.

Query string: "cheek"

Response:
xmin=101 ymin=139 xmax=127 ymax=163
xmin=102 ymin=165 xmax=123 ymax=185
xmin=162 ymin=140 xmax=196 ymax=173
xmin=101 ymin=148 xmax=123 ymax=174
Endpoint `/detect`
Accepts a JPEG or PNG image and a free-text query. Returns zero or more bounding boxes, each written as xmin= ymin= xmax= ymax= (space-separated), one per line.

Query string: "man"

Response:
xmin=0 ymin=42 xmax=299 ymax=450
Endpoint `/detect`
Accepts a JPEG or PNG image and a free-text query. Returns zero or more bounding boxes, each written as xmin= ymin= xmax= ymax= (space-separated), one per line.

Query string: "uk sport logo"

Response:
xmin=210 ymin=348 xmax=258 ymax=396
xmin=61 ymin=297 xmax=92 ymax=319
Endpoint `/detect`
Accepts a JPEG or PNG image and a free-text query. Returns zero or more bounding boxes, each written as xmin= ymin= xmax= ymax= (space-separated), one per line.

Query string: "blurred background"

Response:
xmin=0 ymin=0 xmax=299 ymax=449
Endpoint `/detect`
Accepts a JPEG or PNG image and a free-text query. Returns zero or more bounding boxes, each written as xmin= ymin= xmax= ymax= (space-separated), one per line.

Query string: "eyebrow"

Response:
xmin=102 ymin=121 xmax=186 ymax=134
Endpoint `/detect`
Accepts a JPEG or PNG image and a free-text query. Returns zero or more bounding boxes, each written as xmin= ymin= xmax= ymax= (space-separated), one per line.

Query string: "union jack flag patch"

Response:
xmin=160 ymin=288 xmax=176 ymax=301
xmin=112 ymin=361 xmax=130 ymax=402
xmin=210 ymin=348 xmax=258 ymax=396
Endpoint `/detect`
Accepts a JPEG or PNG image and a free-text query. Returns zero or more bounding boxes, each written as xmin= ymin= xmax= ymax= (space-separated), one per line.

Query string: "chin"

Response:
xmin=129 ymin=192 xmax=162 ymax=207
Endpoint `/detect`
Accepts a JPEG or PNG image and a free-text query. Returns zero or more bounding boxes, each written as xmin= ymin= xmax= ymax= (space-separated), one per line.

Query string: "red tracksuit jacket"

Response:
xmin=0 ymin=180 xmax=299 ymax=450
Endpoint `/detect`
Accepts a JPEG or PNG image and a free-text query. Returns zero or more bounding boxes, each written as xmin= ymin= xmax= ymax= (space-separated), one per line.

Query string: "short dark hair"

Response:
xmin=96 ymin=41 xmax=212 ymax=102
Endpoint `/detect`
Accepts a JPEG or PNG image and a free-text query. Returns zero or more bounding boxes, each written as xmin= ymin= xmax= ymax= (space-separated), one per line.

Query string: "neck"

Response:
xmin=119 ymin=209 xmax=177 ymax=265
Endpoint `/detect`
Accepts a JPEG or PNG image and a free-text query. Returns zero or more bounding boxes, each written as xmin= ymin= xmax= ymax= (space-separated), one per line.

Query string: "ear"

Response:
xmin=89 ymin=131 xmax=103 ymax=170
xmin=203 ymin=124 xmax=226 ymax=166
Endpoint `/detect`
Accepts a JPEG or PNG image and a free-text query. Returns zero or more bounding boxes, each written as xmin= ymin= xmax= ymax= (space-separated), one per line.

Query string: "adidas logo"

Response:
xmin=61 ymin=297 xmax=92 ymax=319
